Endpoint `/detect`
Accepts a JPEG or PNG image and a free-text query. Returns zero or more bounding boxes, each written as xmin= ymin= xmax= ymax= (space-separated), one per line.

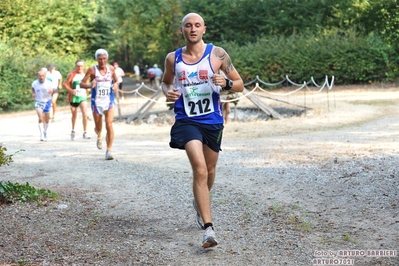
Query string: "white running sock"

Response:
xmin=38 ymin=123 xmax=43 ymax=135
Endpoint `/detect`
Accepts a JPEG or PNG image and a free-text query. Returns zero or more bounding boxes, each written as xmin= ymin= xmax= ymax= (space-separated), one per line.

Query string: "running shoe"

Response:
xmin=202 ymin=226 xmax=218 ymax=248
xmin=43 ymin=132 xmax=47 ymax=141
xmin=97 ymin=139 xmax=102 ymax=150
xmin=71 ymin=130 xmax=75 ymax=141
xmin=40 ymin=134 xmax=44 ymax=142
xmin=105 ymin=151 xmax=114 ymax=160
xmin=193 ymin=199 xmax=204 ymax=230
xmin=83 ymin=132 xmax=90 ymax=139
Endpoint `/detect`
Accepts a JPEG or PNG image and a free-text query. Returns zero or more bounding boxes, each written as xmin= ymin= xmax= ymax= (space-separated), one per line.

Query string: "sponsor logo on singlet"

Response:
xmin=199 ymin=70 xmax=208 ymax=80
xmin=178 ymin=71 xmax=186 ymax=81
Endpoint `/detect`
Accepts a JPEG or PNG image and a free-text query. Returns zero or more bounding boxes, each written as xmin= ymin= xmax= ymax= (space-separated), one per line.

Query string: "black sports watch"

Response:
xmin=222 ymin=78 xmax=233 ymax=91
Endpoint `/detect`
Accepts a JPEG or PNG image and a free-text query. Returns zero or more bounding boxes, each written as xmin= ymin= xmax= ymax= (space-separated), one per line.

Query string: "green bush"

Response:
xmin=224 ymin=30 xmax=399 ymax=85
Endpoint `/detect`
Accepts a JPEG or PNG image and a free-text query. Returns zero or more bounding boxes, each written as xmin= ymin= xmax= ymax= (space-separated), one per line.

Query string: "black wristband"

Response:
xmin=222 ymin=78 xmax=233 ymax=91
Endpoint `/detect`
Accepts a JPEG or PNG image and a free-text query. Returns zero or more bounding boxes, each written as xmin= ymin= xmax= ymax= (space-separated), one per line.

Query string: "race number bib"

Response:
xmin=75 ymin=86 xmax=86 ymax=97
xmin=182 ymin=83 xmax=214 ymax=117
xmin=95 ymin=82 xmax=111 ymax=111
xmin=34 ymin=101 xmax=46 ymax=110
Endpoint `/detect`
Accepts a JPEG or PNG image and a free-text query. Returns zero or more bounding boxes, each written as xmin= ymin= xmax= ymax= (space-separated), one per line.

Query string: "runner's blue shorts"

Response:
xmin=169 ymin=119 xmax=224 ymax=152
xmin=34 ymin=100 xmax=52 ymax=113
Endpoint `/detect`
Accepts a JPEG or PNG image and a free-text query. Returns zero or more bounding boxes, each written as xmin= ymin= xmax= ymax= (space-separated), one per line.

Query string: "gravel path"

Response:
xmin=0 ymin=87 xmax=398 ymax=265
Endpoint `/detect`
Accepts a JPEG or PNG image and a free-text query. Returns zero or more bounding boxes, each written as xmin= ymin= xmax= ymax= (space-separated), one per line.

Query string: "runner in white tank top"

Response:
xmin=79 ymin=49 xmax=119 ymax=160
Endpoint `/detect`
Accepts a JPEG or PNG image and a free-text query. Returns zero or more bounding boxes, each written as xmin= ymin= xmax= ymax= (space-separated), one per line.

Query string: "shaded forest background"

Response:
xmin=1 ymin=0 xmax=399 ymax=112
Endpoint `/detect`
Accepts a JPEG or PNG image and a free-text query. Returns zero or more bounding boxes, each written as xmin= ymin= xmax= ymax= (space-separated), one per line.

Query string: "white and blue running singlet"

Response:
xmin=32 ymin=78 xmax=53 ymax=111
xmin=173 ymin=43 xmax=223 ymax=124
xmin=91 ymin=65 xmax=115 ymax=115
xmin=32 ymin=79 xmax=52 ymax=103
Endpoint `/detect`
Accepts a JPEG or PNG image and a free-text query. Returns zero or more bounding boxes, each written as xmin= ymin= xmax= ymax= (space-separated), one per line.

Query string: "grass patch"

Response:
xmin=287 ymin=214 xmax=313 ymax=232
xmin=342 ymin=232 xmax=357 ymax=243
xmin=297 ymin=221 xmax=313 ymax=232
xmin=88 ymin=211 xmax=100 ymax=226
xmin=269 ymin=201 xmax=284 ymax=214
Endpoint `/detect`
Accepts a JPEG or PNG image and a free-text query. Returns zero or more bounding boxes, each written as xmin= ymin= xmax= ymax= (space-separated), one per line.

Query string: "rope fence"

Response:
xmin=118 ymin=75 xmax=334 ymax=102
xmin=115 ymin=75 xmax=335 ymax=121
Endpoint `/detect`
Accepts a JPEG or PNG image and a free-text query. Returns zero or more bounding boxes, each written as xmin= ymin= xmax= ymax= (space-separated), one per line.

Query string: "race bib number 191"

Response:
xmin=96 ymin=82 xmax=110 ymax=97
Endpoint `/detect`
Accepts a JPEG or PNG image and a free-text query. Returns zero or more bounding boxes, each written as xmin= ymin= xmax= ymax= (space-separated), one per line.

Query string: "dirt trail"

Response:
xmin=0 ymin=87 xmax=398 ymax=265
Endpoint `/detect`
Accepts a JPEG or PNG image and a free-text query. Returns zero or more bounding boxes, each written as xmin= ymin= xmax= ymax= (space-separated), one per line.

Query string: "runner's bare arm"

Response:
xmin=79 ymin=67 xmax=95 ymax=89
xmin=161 ymin=52 xmax=180 ymax=102
xmin=58 ymin=75 xmax=63 ymax=90
xmin=110 ymin=66 xmax=119 ymax=93
xmin=213 ymin=46 xmax=244 ymax=93
xmin=62 ymin=73 xmax=75 ymax=94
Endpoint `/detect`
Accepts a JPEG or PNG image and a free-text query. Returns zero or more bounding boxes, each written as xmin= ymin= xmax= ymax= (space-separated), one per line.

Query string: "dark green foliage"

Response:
xmin=0 ymin=44 xmax=31 ymax=111
xmin=86 ymin=13 xmax=115 ymax=59
xmin=224 ymin=31 xmax=398 ymax=85
xmin=181 ymin=0 xmax=357 ymax=45
xmin=0 ymin=181 xmax=58 ymax=204
xmin=0 ymin=0 xmax=111 ymax=112
xmin=105 ymin=0 xmax=182 ymax=70
xmin=0 ymin=0 xmax=103 ymax=57
xmin=356 ymin=0 xmax=399 ymax=51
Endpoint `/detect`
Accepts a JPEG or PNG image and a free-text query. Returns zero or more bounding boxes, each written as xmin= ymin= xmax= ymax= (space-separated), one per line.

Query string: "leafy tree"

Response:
xmin=85 ymin=6 xmax=115 ymax=59
xmin=0 ymin=0 xmax=116 ymax=112
xmin=356 ymin=0 xmax=399 ymax=51
xmin=105 ymin=0 xmax=183 ymax=70
xmin=0 ymin=0 xmax=109 ymax=58
xmin=180 ymin=0 xmax=362 ymax=45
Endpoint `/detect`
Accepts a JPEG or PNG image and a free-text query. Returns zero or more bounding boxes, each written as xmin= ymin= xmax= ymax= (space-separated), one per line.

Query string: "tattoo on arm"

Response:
xmin=213 ymin=47 xmax=235 ymax=74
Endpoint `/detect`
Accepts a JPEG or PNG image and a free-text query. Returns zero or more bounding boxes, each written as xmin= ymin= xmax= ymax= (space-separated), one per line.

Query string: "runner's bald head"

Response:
xmin=182 ymin=13 xmax=204 ymax=27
